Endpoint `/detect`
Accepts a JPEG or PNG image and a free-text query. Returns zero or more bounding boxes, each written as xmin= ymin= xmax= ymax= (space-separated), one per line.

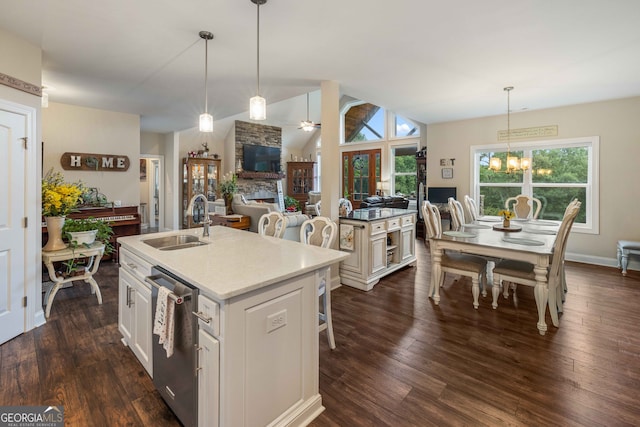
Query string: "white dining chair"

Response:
xmin=448 ymin=197 xmax=466 ymax=230
xmin=464 ymin=195 xmax=479 ymax=222
xmin=257 ymin=211 xmax=287 ymax=238
xmin=505 ymin=194 xmax=542 ymax=219
xmin=422 ymin=201 xmax=488 ymax=309
xmin=492 ymin=201 xmax=581 ymax=326
xmin=299 ymin=216 xmax=338 ymax=349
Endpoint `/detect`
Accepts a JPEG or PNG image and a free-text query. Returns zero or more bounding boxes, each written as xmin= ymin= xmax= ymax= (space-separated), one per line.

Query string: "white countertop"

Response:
xmin=118 ymin=227 xmax=349 ymax=300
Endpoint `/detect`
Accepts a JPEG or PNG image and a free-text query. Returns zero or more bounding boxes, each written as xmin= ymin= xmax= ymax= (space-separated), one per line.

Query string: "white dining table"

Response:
xmin=429 ymin=218 xmax=560 ymax=335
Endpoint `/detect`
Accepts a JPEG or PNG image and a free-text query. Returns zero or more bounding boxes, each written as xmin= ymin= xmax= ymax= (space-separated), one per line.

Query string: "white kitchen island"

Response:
xmin=118 ymin=227 xmax=348 ymax=427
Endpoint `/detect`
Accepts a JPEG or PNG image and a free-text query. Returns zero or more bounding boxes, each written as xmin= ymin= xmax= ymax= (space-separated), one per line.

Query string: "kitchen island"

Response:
xmin=118 ymin=227 xmax=348 ymax=427
xmin=339 ymin=208 xmax=417 ymax=291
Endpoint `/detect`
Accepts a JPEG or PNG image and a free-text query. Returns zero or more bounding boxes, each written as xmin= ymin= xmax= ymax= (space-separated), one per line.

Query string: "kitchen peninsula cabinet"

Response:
xmin=182 ymin=157 xmax=221 ymax=228
xmin=339 ymin=208 xmax=417 ymax=291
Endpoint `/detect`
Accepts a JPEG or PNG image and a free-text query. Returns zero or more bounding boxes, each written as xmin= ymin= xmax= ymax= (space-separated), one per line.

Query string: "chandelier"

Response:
xmin=489 ymin=86 xmax=530 ymax=173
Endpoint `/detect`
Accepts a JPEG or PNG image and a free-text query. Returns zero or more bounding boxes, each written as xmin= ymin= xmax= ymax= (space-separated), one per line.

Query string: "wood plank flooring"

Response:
xmin=2 ymin=240 xmax=640 ymax=426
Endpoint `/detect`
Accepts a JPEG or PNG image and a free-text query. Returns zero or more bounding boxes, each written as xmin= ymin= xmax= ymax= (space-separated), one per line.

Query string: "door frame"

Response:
xmin=140 ymin=154 xmax=165 ymax=231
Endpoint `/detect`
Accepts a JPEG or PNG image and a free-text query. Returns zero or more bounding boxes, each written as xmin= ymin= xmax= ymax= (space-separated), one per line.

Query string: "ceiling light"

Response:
xmin=489 ymin=86 xmax=531 ymax=173
xmin=199 ymin=31 xmax=214 ymax=133
xmin=249 ymin=0 xmax=267 ymax=120
xmin=300 ymin=92 xmax=319 ymax=132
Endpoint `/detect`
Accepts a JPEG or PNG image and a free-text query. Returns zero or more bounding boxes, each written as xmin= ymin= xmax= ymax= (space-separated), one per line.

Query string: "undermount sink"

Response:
xmin=143 ymin=234 xmax=209 ymax=251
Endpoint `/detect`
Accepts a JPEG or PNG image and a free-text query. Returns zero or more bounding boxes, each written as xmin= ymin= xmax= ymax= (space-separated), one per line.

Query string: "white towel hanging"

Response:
xmin=153 ymin=286 xmax=175 ymax=358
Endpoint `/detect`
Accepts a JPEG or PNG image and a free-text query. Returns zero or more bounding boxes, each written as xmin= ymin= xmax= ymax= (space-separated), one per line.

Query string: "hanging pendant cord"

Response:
xmin=204 ymin=38 xmax=209 ymax=114
xmin=256 ymin=1 xmax=261 ymax=96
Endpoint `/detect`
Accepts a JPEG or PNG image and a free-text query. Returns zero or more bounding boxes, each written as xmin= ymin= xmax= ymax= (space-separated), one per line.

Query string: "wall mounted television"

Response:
xmin=427 ymin=187 xmax=457 ymax=204
xmin=242 ymin=145 xmax=281 ymax=172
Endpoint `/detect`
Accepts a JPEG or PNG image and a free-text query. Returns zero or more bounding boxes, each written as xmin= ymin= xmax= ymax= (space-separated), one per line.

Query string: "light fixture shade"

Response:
xmin=489 ymin=157 xmax=502 ymax=171
xmin=520 ymin=157 xmax=531 ymax=170
xmin=301 ymin=120 xmax=315 ymax=132
xmin=250 ymin=95 xmax=266 ymax=120
xmin=507 ymin=156 xmax=521 ymax=171
xmin=199 ymin=113 xmax=213 ymax=132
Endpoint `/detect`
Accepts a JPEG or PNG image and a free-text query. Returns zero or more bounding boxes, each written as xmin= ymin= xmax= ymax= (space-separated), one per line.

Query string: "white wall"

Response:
xmin=42 ymin=102 xmax=140 ymax=206
xmin=427 ymin=96 xmax=640 ymax=264
xmin=0 ymin=27 xmax=44 ymax=329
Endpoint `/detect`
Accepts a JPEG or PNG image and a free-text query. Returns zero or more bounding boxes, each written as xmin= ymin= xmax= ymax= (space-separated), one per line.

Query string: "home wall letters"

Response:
xmin=60 ymin=152 xmax=131 ymax=171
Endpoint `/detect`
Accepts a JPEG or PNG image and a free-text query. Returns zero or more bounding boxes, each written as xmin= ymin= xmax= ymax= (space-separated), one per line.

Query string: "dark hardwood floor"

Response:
xmin=2 ymin=240 xmax=639 ymax=426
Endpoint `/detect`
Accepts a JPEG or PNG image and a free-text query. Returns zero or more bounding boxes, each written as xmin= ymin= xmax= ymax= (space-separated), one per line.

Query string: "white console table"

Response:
xmin=339 ymin=209 xmax=417 ymax=291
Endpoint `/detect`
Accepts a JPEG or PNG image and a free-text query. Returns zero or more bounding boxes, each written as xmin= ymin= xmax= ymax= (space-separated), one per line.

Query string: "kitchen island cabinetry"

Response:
xmin=340 ymin=209 xmax=417 ymax=291
xmin=118 ymin=228 xmax=347 ymax=427
xmin=118 ymin=248 xmax=153 ymax=375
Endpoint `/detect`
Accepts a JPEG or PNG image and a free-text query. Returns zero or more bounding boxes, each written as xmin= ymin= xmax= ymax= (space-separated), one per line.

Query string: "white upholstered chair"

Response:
xmin=422 ymin=201 xmax=488 ymax=309
xmin=299 ymin=216 xmax=338 ymax=349
xmin=505 ymin=194 xmax=542 ymax=219
xmin=464 ymin=195 xmax=479 ymax=222
xmin=492 ymin=201 xmax=581 ymax=326
xmin=448 ymin=197 xmax=466 ymax=230
xmin=257 ymin=211 xmax=286 ymax=238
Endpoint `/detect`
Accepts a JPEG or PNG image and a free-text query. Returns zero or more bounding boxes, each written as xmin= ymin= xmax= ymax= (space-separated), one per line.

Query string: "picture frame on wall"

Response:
xmin=442 ymin=167 xmax=453 ymax=179
xmin=140 ymin=159 xmax=147 ymax=181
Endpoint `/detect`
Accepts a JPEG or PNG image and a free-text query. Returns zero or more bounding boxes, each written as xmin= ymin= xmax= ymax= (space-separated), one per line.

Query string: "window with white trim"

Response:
xmin=471 ymin=137 xmax=599 ymax=234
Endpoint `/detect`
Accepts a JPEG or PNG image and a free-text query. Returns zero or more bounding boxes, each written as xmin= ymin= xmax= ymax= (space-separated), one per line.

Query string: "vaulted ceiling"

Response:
xmin=2 ymin=0 xmax=640 ymax=147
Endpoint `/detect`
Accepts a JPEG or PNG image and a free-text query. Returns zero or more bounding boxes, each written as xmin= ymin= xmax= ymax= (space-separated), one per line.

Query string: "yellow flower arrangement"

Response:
xmin=497 ymin=209 xmax=515 ymax=220
xmin=42 ymin=170 xmax=85 ymax=217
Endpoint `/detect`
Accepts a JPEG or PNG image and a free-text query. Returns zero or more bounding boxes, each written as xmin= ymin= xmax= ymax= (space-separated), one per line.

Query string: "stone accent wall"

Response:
xmin=234 ymin=120 xmax=283 ymax=199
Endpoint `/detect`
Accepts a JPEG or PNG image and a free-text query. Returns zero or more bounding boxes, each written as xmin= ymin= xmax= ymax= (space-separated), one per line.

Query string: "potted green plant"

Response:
xmin=63 ymin=217 xmax=115 ymax=255
xmin=284 ymin=196 xmax=301 ymax=213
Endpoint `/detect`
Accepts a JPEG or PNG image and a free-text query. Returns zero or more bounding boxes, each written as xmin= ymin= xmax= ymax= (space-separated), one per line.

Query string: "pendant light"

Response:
xmin=489 ymin=86 xmax=530 ymax=173
xmin=249 ymin=0 xmax=267 ymax=120
xmin=300 ymin=93 xmax=316 ymax=132
xmin=199 ymin=31 xmax=214 ymax=132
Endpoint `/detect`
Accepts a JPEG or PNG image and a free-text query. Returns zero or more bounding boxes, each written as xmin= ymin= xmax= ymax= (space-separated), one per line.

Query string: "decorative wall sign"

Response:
xmin=498 ymin=125 xmax=558 ymax=141
xmin=60 ymin=152 xmax=131 ymax=171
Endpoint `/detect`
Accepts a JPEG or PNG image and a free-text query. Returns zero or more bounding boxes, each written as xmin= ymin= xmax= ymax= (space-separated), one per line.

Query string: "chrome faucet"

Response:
xmin=186 ymin=194 xmax=212 ymax=237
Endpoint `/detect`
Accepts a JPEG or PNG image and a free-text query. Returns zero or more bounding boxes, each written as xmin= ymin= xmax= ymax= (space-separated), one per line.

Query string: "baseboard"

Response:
xmin=565 ymin=251 xmax=640 ymax=273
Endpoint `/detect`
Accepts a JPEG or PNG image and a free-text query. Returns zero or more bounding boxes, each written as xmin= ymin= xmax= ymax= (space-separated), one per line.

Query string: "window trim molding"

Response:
xmin=470 ymin=136 xmax=600 ymax=234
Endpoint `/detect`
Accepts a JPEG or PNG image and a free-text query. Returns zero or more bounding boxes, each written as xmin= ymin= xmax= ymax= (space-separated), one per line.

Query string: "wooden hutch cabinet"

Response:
xmin=286 ymin=161 xmax=315 ymax=206
xmin=182 ymin=157 xmax=221 ymax=228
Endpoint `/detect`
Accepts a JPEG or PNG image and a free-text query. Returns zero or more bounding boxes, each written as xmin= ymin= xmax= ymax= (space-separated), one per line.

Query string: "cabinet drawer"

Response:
xmin=120 ymin=248 xmax=153 ymax=280
xmin=370 ymin=222 xmax=386 ymax=235
xmin=386 ymin=218 xmax=401 ymax=231
xmin=196 ymin=294 xmax=220 ymax=337
xmin=401 ymin=215 xmax=414 ymax=227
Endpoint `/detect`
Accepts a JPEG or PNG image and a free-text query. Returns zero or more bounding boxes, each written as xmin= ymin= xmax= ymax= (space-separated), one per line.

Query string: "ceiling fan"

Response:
xmin=299 ymin=92 xmax=321 ymax=131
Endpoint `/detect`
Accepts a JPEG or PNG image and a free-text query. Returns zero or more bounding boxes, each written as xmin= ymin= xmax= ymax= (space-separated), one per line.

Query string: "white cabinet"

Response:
xmin=118 ymin=248 xmax=153 ymax=376
xmin=340 ymin=212 xmax=417 ymax=291
xmin=197 ymin=329 xmax=219 ymax=427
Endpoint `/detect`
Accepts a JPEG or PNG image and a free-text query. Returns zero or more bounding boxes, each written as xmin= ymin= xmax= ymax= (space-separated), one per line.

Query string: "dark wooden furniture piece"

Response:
xmin=42 ymin=205 xmax=141 ymax=262
xmin=286 ymin=161 xmax=315 ymax=207
xmin=209 ymin=214 xmax=250 ymax=230
xmin=182 ymin=157 xmax=221 ymax=228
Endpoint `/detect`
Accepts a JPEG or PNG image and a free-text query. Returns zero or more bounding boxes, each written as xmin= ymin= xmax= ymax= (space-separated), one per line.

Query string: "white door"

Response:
xmin=0 ymin=108 xmax=27 ymax=343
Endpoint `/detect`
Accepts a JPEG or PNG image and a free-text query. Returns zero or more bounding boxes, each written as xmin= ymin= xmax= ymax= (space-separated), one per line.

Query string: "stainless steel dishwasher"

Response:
xmin=147 ymin=266 xmax=198 ymax=427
